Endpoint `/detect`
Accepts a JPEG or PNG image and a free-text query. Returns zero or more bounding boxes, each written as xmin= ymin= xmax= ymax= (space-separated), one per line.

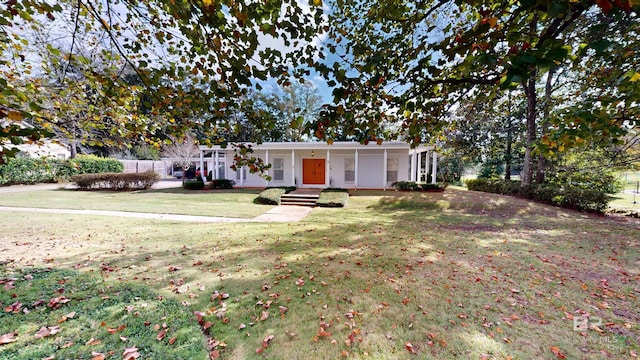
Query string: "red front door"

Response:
xmin=302 ymin=159 xmax=325 ymax=185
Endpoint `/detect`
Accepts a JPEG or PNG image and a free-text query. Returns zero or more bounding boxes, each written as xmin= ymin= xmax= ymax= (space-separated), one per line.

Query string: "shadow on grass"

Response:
xmin=0 ymin=267 xmax=208 ymax=360
xmin=3 ymin=187 xmax=639 ymax=359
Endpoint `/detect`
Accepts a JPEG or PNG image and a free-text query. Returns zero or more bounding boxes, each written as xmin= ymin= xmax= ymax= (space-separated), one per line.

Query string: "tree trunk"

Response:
xmin=505 ymin=91 xmax=513 ymax=180
xmin=69 ymin=138 xmax=77 ymax=159
xmin=505 ymin=132 xmax=512 ymax=180
xmin=535 ymin=155 xmax=545 ymax=184
xmin=521 ymin=75 xmax=538 ymax=187
xmin=536 ymin=69 xmax=556 ymax=184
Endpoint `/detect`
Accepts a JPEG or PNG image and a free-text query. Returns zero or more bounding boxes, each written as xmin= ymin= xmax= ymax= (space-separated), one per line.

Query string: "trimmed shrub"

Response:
xmin=210 ymin=178 xmax=235 ymax=189
xmin=0 ymin=157 xmax=58 ymax=185
xmin=392 ymin=181 xmax=448 ymax=192
xmin=391 ymin=181 xmax=419 ymax=191
xmin=420 ymin=183 xmax=448 ymax=192
xmin=71 ymin=155 xmax=124 ymax=174
xmin=322 ymin=188 xmax=349 ymax=193
xmin=317 ymin=189 xmax=349 ymax=207
xmin=183 ymin=179 xmax=205 ymax=190
xmin=255 ymin=188 xmax=287 ymax=205
xmin=546 ymin=166 xmax=622 ymax=195
xmin=528 ymin=185 xmax=609 ymax=213
xmin=72 ymin=171 xmax=158 ymax=190
xmin=0 ymin=155 xmax=124 ymax=186
xmin=466 ymin=179 xmax=610 ymax=213
xmin=265 ymin=186 xmax=296 ymax=192
xmin=465 ymin=179 xmax=520 ymax=195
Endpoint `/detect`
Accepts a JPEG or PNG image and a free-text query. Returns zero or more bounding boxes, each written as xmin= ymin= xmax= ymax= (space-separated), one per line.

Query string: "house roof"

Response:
xmin=199 ymin=141 xmax=434 ymax=152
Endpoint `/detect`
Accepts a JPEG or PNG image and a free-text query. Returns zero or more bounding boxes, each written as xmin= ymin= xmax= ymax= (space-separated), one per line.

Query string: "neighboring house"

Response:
xmin=198 ymin=142 xmax=439 ymax=189
xmin=14 ymin=140 xmax=71 ymax=160
xmin=1 ymin=119 xmax=71 ymax=160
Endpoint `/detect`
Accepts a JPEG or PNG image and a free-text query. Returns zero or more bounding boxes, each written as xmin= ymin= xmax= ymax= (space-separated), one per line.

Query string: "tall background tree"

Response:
xmin=0 ymin=0 xmax=324 ymax=164
xmin=214 ymin=82 xmax=323 ymax=143
xmin=319 ymin=0 xmax=639 ymax=186
xmin=162 ymin=133 xmax=199 ymax=183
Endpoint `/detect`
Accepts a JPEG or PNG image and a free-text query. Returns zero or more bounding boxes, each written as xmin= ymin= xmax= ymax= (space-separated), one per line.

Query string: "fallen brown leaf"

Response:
xmin=259 ymin=311 xmax=269 ymax=321
xmin=4 ymin=301 xmax=22 ymax=313
xmin=91 ymin=352 xmax=106 ymax=360
xmin=550 ymin=346 xmax=566 ymax=359
xmin=123 ymin=346 xmax=140 ymax=360
xmin=86 ymin=338 xmax=101 ymax=346
xmin=48 ymin=296 xmax=70 ymax=309
xmin=405 ymin=341 xmax=417 ymax=354
xmin=34 ymin=326 xmax=61 ymax=339
xmin=0 ymin=332 xmax=18 ymax=345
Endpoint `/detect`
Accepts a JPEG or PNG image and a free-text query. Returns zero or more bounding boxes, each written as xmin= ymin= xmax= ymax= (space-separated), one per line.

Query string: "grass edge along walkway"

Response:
xmin=0 ymin=205 xmax=313 ymax=223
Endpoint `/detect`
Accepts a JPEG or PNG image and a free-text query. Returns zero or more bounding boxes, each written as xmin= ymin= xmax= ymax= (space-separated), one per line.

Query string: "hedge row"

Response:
xmin=465 ymin=179 xmax=521 ymax=195
xmin=183 ymin=179 xmax=205 ymax=190
xmin=69 ymin=155 xmax=124 ymax=174
xmin=465 ymin=178 xmax=609 ymax=213
xmin=0 ymin=155 xmax=124 ymax=185
xmin=72 ymin=172 xmax=158 ymax=191
xmin=181 ymin=179 xmax=237 ymax=191
xmin=211 ymin=179 xmax=235 ymax=189
xmin=391 ymin=181 xmax=448 ymax=192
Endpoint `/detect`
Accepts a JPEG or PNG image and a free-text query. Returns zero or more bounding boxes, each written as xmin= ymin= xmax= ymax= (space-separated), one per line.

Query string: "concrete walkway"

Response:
xmin=252 ymin=205 xmax=313 ymax=222
xmin=0 ymin=183 xmax=64 ymax=193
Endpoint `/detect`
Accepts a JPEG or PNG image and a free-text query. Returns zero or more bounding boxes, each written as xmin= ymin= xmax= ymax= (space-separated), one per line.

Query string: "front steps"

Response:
xmin=280 ymin=193 xmax=319 ymax=207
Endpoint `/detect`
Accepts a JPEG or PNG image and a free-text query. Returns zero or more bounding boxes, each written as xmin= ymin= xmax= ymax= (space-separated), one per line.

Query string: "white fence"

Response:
xmin=120 ymin=160 xmax=174 ymax=179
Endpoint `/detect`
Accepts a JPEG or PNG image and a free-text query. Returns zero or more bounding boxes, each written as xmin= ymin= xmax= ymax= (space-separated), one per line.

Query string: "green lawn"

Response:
xmin=610 ymin=172 xmax=640 ymax=211
xmin=0 ymin=188 xmax=272 ymax=218
xmin=0 ymin=188 xmax=638 ymax=359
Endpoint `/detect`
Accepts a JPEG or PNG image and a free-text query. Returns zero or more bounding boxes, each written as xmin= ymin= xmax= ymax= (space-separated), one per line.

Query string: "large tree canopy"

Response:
xmin=0 ymin=0 xmax=324 ymax=161
xmin=319 ymin=0 xmax=639 ymax=185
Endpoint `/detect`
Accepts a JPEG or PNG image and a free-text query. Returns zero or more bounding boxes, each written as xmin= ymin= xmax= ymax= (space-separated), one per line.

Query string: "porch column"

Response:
xmin=410 ymin=151 xmax=417 ymax=182
xmin=240 ymin=166 xmax=244 ymax=187
xmin=199 ymin=150 xmax=205 ymax=182
xmin=214 ymin=151 xmax=219 ymax=179
xmin=424 ymin=151 xmax=430 ymax=183
xmin=324 ymin=149 xmax=330 ymax=187
xmin=291 ymin=149 xmax=295 ymax=186
xmin=354 ymin=149 xmax=359 ymax=190
xmin=431 ymin=151 xmax=437 ymax=184
xmin=416 ymin=150 xmax=424 ymax=182
xmin=265 ymin=150 xmax=269 ymax=187
xmin=383 ymin=149 xmax=388 ymax=190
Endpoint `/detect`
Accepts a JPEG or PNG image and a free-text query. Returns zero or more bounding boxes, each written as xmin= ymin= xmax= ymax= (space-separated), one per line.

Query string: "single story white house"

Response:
xmin=198 ymin=142 xmax=439 ymax=189
xmin=13 ymin=140 xmax=70 ymax=160
xmin=1 ymin=120 xmax=71 ymax=160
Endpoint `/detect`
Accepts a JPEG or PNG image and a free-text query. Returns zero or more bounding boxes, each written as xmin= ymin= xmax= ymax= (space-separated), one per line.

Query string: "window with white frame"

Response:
xmin=215 ymin=152 xmax=226 ymax=179
xmin=273 ymin=158 xmax=284 ymax=181
xmin=387 ymin=158 xmax=399 ymax=182
xmin=344 ymin=158 xmax=355 ymax=182
xmin=235 ymin=167 xmax=246 ymax=180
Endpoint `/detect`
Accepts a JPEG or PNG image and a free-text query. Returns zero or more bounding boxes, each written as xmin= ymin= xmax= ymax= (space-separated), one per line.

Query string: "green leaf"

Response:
xmin=589 ymin=40 xmax=611 ymax=54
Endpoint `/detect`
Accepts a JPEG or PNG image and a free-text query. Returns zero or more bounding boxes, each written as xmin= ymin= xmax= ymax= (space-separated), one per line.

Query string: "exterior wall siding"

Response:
xmin=200 ymin=143 xmax=433 ymax=189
